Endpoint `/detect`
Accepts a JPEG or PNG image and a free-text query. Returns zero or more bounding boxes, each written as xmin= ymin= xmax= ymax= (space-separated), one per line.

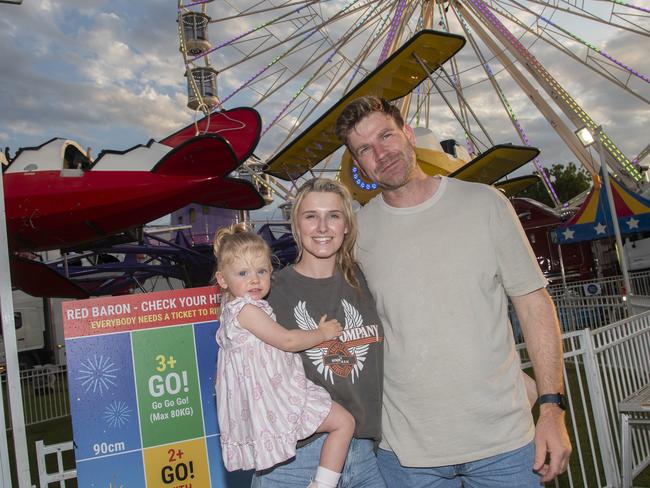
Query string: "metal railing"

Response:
xmin=589 ymin=313 xmax=650 ymax=485
xmin=2 ymin=364 xmax=70 ymax=428
xmin=548 ymin=270 xmax=650 ymax=298
xmin=518 ymin=311 xmax=650 ymax=487
xmin=34 ymin=440 xmax=76 ymax=488
xmin=511 ymin=294 xmax=629 ymax=344
xmin=554 ymin=295 xmax=629 ymax=332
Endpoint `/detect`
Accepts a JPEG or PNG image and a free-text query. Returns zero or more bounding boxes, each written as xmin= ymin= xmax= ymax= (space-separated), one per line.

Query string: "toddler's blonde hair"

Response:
xmin=213 ymin=223 xmax=272 ymax=273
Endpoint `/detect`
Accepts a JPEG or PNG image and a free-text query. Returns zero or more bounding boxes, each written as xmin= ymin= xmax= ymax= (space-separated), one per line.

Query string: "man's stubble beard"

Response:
xmin=376 ymin=142 xmax=418 ymax=192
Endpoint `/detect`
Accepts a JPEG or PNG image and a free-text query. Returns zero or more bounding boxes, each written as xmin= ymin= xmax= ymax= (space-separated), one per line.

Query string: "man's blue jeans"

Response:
xmin=377 ymin=441 xmax=542 ymax=487
xmin=251 ymin=437 xmax=387 ymax=488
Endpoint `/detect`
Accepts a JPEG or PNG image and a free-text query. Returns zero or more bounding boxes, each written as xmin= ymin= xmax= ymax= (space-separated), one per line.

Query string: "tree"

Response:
xmin=519 ymin=162 xmax=592 ymax=207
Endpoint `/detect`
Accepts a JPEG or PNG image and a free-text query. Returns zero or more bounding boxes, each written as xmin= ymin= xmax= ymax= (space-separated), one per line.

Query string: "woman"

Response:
xmin=251 ymin=178 xmax=386 ymax=487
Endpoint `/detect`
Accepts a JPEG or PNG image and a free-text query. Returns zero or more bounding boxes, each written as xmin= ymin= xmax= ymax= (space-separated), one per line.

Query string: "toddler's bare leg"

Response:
xmin=315 ymin=401 xmax=355 ymax=473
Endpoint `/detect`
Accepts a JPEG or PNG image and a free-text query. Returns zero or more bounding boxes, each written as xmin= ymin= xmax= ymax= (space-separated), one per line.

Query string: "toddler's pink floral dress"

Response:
xmin=215 ymin=295 xmax=332 ymax=471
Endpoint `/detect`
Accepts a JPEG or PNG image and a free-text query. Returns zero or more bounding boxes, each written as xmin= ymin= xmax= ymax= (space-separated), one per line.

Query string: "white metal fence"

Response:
xmin=548 ymin=270 xmax=650 ymax=299
xmin=1 ymin=364 xmax=70 ymax=429
xmin=554 ymin=295 xmax=629 ymax=332
xmin=34 ymin=440 xmax=76 ymax=488
xmin=589 ymin=313 xmax=650 ymax=485
xmin=511 ymin=294 xmax=629 ymax=344
xmin=514 ymin=271 xmax=650 ymax=344
xmin=518 ymin=311 xmax=650 ymax=487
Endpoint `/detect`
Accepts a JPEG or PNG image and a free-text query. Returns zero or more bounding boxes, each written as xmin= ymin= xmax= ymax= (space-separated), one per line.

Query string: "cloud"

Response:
xmin=0 ymin=1 xmax=191 ymax=154
xmin=0 ymin=0 xmax=647 ymax=194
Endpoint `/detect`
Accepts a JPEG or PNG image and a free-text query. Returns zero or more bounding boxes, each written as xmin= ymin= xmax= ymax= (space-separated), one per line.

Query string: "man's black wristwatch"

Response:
xmin=537 ymin=393 xmax=567 ymax=410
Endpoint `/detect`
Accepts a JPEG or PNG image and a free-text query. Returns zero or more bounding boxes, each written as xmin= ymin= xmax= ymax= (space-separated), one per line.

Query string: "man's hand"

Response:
xmin=511 ymin=289 xmax=572 ymax=482
xmin=533 ymin=404 xmax=572 ymax=483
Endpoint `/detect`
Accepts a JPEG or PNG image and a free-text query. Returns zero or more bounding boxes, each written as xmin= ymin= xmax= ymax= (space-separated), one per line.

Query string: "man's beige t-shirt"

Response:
xmin=356 ymin=176 xmax=547 ymax=466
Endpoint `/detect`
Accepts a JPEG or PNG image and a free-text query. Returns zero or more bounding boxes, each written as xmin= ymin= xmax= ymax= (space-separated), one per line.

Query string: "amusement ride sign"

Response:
xmin=63 ymin=286 xmax=228 ymax=487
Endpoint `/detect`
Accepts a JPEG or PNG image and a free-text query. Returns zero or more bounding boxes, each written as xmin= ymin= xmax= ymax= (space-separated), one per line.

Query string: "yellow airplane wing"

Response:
xmin=264 ymin=30 xmax=466 ymax=180
xmin=450 ymin=145 xmax=539 ymax=184
xmin=495 ymin=174 xmax=541 ymax=197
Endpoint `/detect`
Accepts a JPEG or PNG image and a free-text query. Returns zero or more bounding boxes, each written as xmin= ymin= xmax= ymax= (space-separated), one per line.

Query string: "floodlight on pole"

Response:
xmin=0 ymin=169 xmax=31 ymax=486
xmin=576 ymin=127 xmax=595 ymax=147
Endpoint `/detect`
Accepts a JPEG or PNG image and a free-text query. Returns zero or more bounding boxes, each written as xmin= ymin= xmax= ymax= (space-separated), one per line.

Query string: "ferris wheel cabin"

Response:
xmin=181 ymin=12 xmax=211 ymax=56
xmin=186 ymin=66 xmax=219 ymax=111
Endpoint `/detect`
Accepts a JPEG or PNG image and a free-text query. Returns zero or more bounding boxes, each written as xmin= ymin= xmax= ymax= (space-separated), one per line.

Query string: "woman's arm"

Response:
xmin=237 ymin=304 xmax=341 ymax=352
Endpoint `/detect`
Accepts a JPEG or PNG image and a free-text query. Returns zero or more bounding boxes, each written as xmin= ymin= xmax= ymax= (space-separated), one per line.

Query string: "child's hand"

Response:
xmin=317 ymin=315 xmax=342 ymax=341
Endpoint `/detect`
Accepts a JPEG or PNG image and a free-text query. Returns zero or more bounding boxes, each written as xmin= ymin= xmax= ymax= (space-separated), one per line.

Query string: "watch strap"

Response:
xmin=537 ymin=393 xmax=567 ymax=410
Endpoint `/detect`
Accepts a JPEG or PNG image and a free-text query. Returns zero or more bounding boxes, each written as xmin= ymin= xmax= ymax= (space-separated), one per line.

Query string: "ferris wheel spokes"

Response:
xmin=490 ymin=0 xmax=650 ymax=103
xmin=463 ymin=0 xmax=643 ymax=187
xmin=416 ymin=56 xmax=494 ymax=153
xmin=457 ymin=3 xmax=600 ymax=178
xmin=178 ymin=0 xmax=647 ymax=209
xmin=523 ymin=0 xmax=649 ymax=37
xmin=215 ymin=0 xmax=392 ymax=138
xmin=450 ymin=4 xmax=562 ymax=205
xmin=264 ymin=4 xmax=399 ymax=153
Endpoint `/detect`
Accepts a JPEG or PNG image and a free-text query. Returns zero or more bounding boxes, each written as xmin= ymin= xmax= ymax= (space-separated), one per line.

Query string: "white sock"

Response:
xmin=314 ymin=466 xmax=341 ymax=488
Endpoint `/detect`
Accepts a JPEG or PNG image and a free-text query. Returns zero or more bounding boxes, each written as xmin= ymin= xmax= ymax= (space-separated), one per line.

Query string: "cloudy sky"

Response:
xmin=1 ymin=0 xmax=648 ymax=213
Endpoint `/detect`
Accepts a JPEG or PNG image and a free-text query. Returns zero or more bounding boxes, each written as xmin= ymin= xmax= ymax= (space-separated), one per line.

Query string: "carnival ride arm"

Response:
xmin=511 ymin=287 xmax=572 ymax=483
xmin=237 ymin=304 xmax=342 ymax=353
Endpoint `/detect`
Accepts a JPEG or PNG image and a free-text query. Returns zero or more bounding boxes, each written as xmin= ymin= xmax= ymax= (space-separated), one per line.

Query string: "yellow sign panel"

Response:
xmin=144 ymin=438 xmax=211 ymax=488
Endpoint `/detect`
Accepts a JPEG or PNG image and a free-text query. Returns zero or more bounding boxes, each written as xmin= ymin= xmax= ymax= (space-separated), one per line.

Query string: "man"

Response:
xmin=335 ymin=96 xmax=571 ymax=487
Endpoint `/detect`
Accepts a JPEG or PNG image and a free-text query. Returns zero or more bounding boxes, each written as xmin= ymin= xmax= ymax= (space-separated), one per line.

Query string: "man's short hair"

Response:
xmin=335 ymin=96 xmax=404 ymax=148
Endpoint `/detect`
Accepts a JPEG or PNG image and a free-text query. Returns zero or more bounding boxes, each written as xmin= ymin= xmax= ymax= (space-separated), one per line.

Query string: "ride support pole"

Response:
xmin=596 ymin=126 xmax=634 ymax=315
xmin=0 ymin=174 xmax=32 ymax=486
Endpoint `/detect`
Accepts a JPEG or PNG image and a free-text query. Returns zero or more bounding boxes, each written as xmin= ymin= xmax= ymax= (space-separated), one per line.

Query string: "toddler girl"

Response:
xmin=214 ymin=223 xmax=355 ymax=488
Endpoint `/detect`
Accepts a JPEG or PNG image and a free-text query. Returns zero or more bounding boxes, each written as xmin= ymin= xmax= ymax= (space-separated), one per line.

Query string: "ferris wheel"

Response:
xmin=176 ymin=0 xmax=650 ymax=207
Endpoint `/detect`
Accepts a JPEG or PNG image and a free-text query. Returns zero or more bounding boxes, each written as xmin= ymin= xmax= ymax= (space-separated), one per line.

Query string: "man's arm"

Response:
xmin=511 ymin=287 xmax=572 ymax=483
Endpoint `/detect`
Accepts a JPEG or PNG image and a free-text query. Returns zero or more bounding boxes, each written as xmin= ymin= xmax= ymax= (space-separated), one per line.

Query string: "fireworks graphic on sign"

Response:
xmin=77 ymin=355 xmax=119 ymax=395
xmin=103 ymin=400 xmax=132 ymax=429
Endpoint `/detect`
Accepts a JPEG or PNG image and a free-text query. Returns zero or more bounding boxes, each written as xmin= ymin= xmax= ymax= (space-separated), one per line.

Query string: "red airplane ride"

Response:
xmin=4 ymin=107 xmax=265 ymax=297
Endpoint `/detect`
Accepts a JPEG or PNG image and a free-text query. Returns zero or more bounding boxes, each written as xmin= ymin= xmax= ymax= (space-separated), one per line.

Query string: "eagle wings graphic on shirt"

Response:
xmin=294 ymin=299 xmax=382 ymax=384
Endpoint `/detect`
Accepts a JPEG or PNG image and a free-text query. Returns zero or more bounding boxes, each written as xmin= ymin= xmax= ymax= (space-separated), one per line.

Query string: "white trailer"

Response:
xmin=0 ymin=290 xmax=66 ymax=369
xmin=624 ymin=236 xmax=650 ymax=272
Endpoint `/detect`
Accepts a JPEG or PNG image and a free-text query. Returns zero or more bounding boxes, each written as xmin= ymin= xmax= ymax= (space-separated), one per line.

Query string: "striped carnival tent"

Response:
xmin=557 ymin=171 xmax=650 ymax=244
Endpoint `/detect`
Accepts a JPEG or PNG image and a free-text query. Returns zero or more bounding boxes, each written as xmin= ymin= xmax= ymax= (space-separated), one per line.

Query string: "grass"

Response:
xmin=526 ymin=363 xmax=650 ymax=487
xmin=2 ymin=370 xmax=75 ymax=487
